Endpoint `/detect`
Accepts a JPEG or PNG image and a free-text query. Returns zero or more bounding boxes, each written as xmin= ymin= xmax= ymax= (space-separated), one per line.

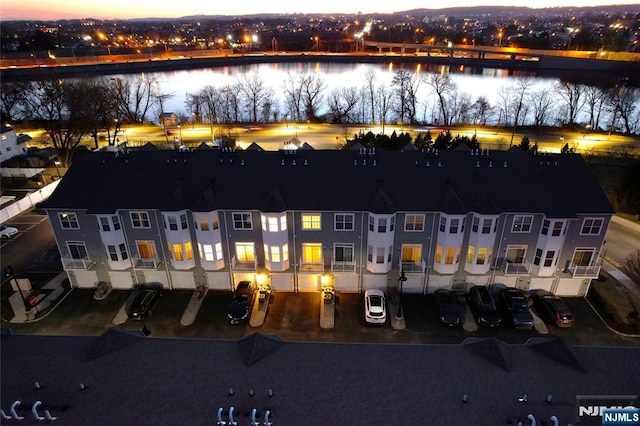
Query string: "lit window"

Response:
xmin=282 ymin=244 xmax=289 ymax=262
xmin=215 ymin=243 xmax=223 ymax=260
xmin=581 ymin=218 xmax=603 ymax=235
xmin=512 ymin=215 xmax=532 ymax=233
xmin=467 ymin=245 xmax=475 ymax=264
xmin=131 ymin=212 xmax=150 ymax=228
xmin=269 ymin=217 xmax=278 ymax=232
xmin=235 ymin=243 xmax=255 ymax=262
xmin=404 ymin=214 xmax=424 ymax=232
xmin=476 ymin=248 xmax=487 ymax=265
xmin=261 ymin=215 xmax=267 ymax=231
xmin=185 ymin=242 xmax=193 ymax=260
xmin=199 ymin=216 xmax=209 ymax=231
xmin=264 ymin=243 xmax=270 ymax=261
xmin=435 ymin=245 xmax=443 ymax=263
xmin=271 ymin=246 xmax=281 ymax=262
xmin=212 ymin=213 xmax=219 ymax=230
xmin=233 ymin=212 xmax=253 ymax=230
xmin=335 ymin=213 xmax=354 ymax=231
xmin=302 ymin=243 xmax=322 ymax=263
xmin=445 ymin=247 xmax=455 ymax=264
xmin=302 ymin=214 xmax=321 ymax=230
xmin=402 ymin=244 xmax=422 ymax=263
xmin=572 ymin=248 xmax=595 ymax=266
xmin=137 ymin=241 xmax=156 ymax=259
xmin=173 ymin=243 xmax=183 ymax=261
xmin=203 ymin=244 xmax=214 ymax=261
xmin=59 ymin=213 xmax=79 ymax=229
xmin=280 ymin=215 xmax=287 ymax=231
xmin=505 ymin=246 xmax=526 ymax=264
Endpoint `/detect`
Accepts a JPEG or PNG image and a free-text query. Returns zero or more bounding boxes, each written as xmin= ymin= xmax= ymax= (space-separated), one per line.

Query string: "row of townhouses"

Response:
xmin=41 ymin=143 xmax=614 ymax=296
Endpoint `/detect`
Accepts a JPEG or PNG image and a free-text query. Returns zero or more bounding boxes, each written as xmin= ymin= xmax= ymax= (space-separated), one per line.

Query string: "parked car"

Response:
xmin=125 ymin=284 xmax=163 ymax=320
xmin=467 ymin=286 xmax=502 ymax=327
xmin=434 ymin=289 xmax=461 ymax=327
xmin=228 ymin=281 xmax=255 ymax=324
xmin=364 ymin=289 xmax=387 ymax=325
xmin=0 ymin=225 xmax=19 ymax=239
xmin=500 ymin=287 xmax=534 ymax=330
xmin=530 ymin=290 xmax=575 ymax=327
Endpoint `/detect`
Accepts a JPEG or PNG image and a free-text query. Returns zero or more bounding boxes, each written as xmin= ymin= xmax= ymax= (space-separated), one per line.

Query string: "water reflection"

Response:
xmin=116 ymin=62 xmax=586 ymax=125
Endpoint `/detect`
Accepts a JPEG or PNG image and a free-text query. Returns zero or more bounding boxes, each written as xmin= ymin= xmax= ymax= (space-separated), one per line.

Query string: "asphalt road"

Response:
xmin=603 ymin=220 xmax=640 ymax=269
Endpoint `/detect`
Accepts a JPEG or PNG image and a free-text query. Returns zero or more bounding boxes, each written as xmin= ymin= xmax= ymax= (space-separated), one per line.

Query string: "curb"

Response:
xmin=583 ymin=296 xmax=640 ymax=339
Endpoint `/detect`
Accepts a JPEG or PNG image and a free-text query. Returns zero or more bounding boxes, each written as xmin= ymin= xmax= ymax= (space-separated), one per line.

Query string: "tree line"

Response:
xmin=1 ymin=68 xmax=638 ymax=166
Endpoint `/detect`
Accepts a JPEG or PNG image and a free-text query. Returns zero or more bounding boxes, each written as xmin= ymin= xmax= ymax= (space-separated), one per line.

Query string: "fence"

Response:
xmin=0 ymin=180 xmax=60 ymax=224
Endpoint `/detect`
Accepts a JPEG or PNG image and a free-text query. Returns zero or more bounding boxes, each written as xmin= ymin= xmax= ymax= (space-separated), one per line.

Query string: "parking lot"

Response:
xmin=5 ymin=285 xmax=637 ymax=348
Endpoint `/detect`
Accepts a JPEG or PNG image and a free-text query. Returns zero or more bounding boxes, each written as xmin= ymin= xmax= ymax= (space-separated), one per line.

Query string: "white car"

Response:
xmin=364 ymin=289 xmax=387 ymax=325
xmin=0 ymin=225 xmax=19 ymax=239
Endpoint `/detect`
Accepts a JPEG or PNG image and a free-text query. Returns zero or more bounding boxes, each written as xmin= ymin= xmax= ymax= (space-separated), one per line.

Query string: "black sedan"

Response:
xmin=530 ymin=290 xmax=575 ymax=327
xmin=125 ymin=284 xmax=163 ymax=320
xmin=500 ymin=287 xmax=534 ymax=330
xmin=228 ymin=281 xmax=255 ymax=325
xmin=434 ymin=289 xmax=461 ymax=327
xmin=467 ymin=286 xmax=502 ymax=327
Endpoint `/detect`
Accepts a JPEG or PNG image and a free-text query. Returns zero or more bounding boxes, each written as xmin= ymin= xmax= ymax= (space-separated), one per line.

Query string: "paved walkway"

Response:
xmin=179 ymin=288 xmax=207 ymax=326
xmin=319 ymin=290 xmax=335 ymax=329
xmin=249 ymin=288 xmax=271 ymax=327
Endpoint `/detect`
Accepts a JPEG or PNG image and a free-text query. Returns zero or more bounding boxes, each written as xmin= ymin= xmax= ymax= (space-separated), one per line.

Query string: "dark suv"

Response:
xmin=467 ymin=286 xmax=502 ymax=327
xmin=228 ymin=281 xmax=255 ymax=325
xmin=530 ymin=290 xmax=575 ymax=327
xmin=500 ymin=287 xmax=534 ymax=330
xmin=125 ymin=284 xmax=163 ymax=320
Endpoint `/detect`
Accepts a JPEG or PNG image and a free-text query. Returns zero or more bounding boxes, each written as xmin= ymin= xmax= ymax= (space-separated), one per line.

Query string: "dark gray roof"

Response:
xmin=41 ymin=148 xmax=614 ymax=217
xmin=2 ymin=334 xmax=639 ymax=425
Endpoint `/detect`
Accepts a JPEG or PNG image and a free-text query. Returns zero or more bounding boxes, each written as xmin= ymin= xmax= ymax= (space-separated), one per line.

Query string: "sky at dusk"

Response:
xmin=1 ymin=0 xmax=640 ymax=21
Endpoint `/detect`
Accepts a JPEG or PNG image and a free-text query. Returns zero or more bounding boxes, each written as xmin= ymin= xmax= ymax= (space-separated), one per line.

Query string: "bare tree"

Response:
xmin=529 ymin=87 xmax=556 ymax=127
xmin=219 ymin=83 xmax=242 ymax=124
xmin=300 ymin=73 xmax=325 ymax=121
xmin=471 ymin=96 xmax=493 ymax=126
xmin=376 ymin=85 xmax=393 ymax=134
xmin=608 ymin=84 xmax=638 ymax=134
xmin=623 ymin=249 xmax=640 ymax=288
xmin=425 ymin=73 xmax=455 ymax=126
xmin=0 ymin=81 xmax=30 ymax=121
xmin=495 ymin=85 xmax=512 ymax=128
xmin=363 ymin=70 xmax=377 ymax=124
xmin=111 ymin=77 xmax=156 ymax=124
xmin=26 ymin=79 xmax=94 ymax=166
xmin=392 ymin=70 xmax=422 ymax=125
xmin=556 ymin=81 xmax=585 ymax=125
xmin=327 ymin=86 xmax=360 ymax=123
xmin=583 ymin=85 xmax=610 ymax=131
xmin=281 ymin=72 xmax=304 ymax=122
xmin=239 ymin=72 xmax=274 ymax=123
xmin=508 ymin=78 xmax=533 ymax=146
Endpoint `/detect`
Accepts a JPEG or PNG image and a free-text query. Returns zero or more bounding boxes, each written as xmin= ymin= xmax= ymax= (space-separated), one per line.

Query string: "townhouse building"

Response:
xmin=41 ymin=144 xmax=613 ymax=296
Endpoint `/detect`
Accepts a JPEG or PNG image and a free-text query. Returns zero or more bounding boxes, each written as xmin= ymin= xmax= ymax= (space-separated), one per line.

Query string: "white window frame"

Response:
xmin=580 ymin=217 xmax=604 ymax=235
xmin=334 ymin=243 xmax=354 ymax=263
xmin=404 ymin=214 xmax=425 ymax=232
xmin=334 ymin=213 xmax=354 ymax=231
xmin=511 ymin=215 xmax=533 ymax=233
xmin=67 ymin=241 xmax=88 ymax=259
xmin=232 ymin=212 xmax=253 ymax=230
xmin=505 ymin=245 xmax=527 ymax=264
xmin=301 ymin=213 xmax=321 ymax=230
xmin=59 ymin=212 xmax=80 ymax=229
xmin=130 ymin=211 xmax=150 ymax=228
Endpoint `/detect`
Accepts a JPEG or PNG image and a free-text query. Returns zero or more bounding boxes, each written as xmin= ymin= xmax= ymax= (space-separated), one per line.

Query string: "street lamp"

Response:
xmin=3 ymin=265 xmax=31 ymax=315
xmin=54 ymin=161 xmax=62 ymax=179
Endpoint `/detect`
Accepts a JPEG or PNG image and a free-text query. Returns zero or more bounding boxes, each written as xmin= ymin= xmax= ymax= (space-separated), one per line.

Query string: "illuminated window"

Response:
xmin=280 ymin=215 xmax=287 ymax=231
xmin=215 ymin=243 xmax=223 ymax=260
xmin=405 ymin=214 xmax=424 ymax=231
xmin=302 ymin=243 xmax=322 ymax=263
xmin=402 ymin=244 xmax=422 ymax=263
xmin=59 ymin=213 xmax=79 ymax=229
xmin=445 ymin=247 xmax=455 ymax=264
xmin=203 ymin=244 xmax=214 ymax=261
xmin=173 ymin=243 xmax=183 ymax=261
xmin=212 ymin=213 xmax=219 ymax=230
xmin=136 ymin=241 xmax=156 ymax=259
xmin=477 ymin=248 xmax=487 ymax=265
xmin=185 ymin=242 xmax=193 ymax=260
xmin=302 ymin=214 xmax=321 ymax=230
xmin=572 ymin=248 xmax=595 ymax=266
xmin=269 ymin=217 xmax=278 ymax=232
xmin=505 ymin=246 xmax=526 ymax=264
xmin=435 ymin=245 xmax=443 ymax=263
xmin=271 ymin=246 xmax=281 ymax=262
xmin=199 ymin=216 xmax=209 ymax=231
xmin=235 ymin=242 xmax=255 ymax=262
xmin=467 ymin=245 xmax=475 ymax=263
xmin=282 ymin=244 xmax=289 ymax=262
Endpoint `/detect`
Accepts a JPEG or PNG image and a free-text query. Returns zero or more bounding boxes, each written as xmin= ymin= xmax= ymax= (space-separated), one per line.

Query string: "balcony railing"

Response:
xmin=399 ymin=259 xmax=426 ymax=274
xmin=331 ymin=260 xmax=356 ymax=273
xmin=231 ymin=255 xmax=257 ymax=271
xmin=61 ymin=255 xmax=94 ymax=270
xmin=502 ymin=259 xmax=531 ymax=275
xmin=568 ymin=261 xmax=602 ymax=278
xmin=299 ymin=256 xmax=325 ymax=272
xmin=132 ymin=256 xmax=161 ymax=269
